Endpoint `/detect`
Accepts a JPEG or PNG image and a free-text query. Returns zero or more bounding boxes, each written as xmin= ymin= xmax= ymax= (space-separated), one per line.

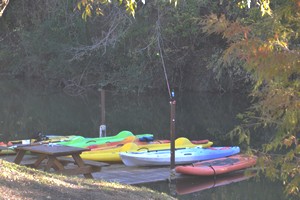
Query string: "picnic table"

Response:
xmin=13 ymin=144 xmax=109 ymax=179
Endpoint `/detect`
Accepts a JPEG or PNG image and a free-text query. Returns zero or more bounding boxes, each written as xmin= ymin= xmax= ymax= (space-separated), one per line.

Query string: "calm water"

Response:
xmin=0 ymin=79 xmax=287 ymax=199
xmin=0 ymin=79 xmax=248 ymax=142
xmin=136 ymin=171 xmax=286 ymax=200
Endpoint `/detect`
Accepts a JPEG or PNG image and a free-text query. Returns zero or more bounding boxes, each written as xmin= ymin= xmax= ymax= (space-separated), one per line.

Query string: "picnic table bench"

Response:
xmin=0 ymin=146 xmax=8 ymax=151
xmin=13 ymin=144 xmax=109 ymax=179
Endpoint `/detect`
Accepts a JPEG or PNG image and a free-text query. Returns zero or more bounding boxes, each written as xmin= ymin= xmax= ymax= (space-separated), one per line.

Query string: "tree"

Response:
xmin=199 ymin=0 xmax=300 ymax=197
xmin=77 ymin=0 xmax=178 ymax=18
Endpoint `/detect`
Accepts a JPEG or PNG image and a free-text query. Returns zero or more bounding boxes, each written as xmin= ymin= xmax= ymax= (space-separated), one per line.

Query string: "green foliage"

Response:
xmin=77 ymin=0 xmax=178 ymax=17
xmin=229 ymin=126 xmax=250 ymax=146
xmin=0 ymin=0 xmax=95 ymax=79
xmin=1 ymin=0 xmax=247 ymax=93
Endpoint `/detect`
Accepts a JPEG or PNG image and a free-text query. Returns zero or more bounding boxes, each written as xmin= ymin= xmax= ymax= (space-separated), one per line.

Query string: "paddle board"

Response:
xmin=175 ymin=154 xmax=257 ymax=176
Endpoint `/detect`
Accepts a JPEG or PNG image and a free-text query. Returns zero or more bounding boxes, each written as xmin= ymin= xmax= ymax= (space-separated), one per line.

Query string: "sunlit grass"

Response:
xmin=0 ymin=159 xmax=174 ymax=200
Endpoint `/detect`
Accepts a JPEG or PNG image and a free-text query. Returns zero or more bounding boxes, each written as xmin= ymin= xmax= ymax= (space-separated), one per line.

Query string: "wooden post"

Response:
xmin=170 ymin=99 xmax=176 ymax=170
xmin=100 ymin=89 xmax=106 ymax=137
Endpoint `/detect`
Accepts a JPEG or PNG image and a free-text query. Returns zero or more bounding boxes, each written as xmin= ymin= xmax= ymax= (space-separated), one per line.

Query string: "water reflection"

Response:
xmin=0 ymin=79 xmax=101 ymax=140
xmin=175 ymin=170 xmax=257 ymax=195
xmin=137 ymin=171 xmax=286 ymax=200
xmin=0 ymin=79 xmax=250 ymax=144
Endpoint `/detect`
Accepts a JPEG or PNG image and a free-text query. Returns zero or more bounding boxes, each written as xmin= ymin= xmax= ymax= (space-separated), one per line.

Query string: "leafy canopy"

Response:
xmin=77 ymin=0 xmax=178 ymax=19
xmin=200 ymin=0 xmax=300 ymax=197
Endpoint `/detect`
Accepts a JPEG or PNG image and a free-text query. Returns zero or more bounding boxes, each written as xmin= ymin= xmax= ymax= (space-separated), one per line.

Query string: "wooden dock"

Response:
xmin=93 ymin=163 xmax=173 ymax=184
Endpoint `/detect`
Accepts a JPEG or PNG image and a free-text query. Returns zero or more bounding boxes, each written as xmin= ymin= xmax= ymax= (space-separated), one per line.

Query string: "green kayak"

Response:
xmin=57 ymin=130 xmax=153 ymax=148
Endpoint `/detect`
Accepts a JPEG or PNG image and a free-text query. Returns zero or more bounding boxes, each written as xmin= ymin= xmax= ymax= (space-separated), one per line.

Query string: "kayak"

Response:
xmin=0 ymin=134 xmax=78 ymax=147
xmin=87 ymin=137 xmax=210 ymax=150
xmin=87 ymin=136 xmax=170 ymax=150
xmin=87 ymin=136 xmax=138 ymax=149
xmin=176 ymin=170 xmax=256 ymax=195
xmin=126 ymin=137 xmax=213 ymax=152
xmin=0 ymin=146 xmax=15 ymax=155
xmin=0 ymin=134 xmax=79 ymax=155
xmin=119 ymin=146 xmax=239 ymax=167
xmin=80 ymin=142 xmax=136 ymax=162
xmin=175 ymin=154 xmax=257 ymax=176
xmin=80 ymin=138 xmax=213 ymax=162
xmin=57 ymin=130 xmax=154 ymax=148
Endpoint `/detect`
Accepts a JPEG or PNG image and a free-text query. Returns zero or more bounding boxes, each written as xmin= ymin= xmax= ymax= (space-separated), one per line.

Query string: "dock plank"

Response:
xmin=58 ymin=157 xmax=109 ymax=168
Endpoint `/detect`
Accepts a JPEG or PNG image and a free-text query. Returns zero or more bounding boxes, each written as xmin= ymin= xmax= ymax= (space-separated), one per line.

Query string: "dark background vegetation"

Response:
xmin=0 ymin=0 xmax=251 ymax=94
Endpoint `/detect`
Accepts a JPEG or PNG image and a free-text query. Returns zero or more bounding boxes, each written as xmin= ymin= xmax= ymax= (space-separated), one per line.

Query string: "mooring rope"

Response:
xmin=156 ymin=17 xmax=172 ymax=99
xmin=208 ymin=164 xmax=217 ymax=180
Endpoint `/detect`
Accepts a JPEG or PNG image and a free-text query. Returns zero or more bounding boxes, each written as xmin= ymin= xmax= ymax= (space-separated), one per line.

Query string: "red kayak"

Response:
xmin=175 ymin=154 xmax=257 ymax=176
xmin=0 ymin=141 xmax=13 ymax=147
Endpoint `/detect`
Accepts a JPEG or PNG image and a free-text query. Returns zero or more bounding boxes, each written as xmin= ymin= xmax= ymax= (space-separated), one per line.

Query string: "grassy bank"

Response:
xmin=0 ymin=159 xmax=175 ymax=200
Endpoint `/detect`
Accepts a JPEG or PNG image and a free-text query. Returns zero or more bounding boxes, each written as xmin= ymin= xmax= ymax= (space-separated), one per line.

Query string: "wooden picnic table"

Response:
xmin=13 ymin=144 xmax=108 ymax=179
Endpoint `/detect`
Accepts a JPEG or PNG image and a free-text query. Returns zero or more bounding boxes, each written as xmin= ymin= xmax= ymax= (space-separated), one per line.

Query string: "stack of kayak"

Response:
xmin=0 ymin=129 xmax=257 ymax=177
xmin=119 ymin=144 xmax=257 ymax=176
xmin=29 ymin=130 xmax=211 ymax=162
xmin=109 ymin=134 xmax=257 ymax=176
xmin=0 ymin=130 xmax=154 ymax=155
xmin=79 ymin=137 xmax=213 ymax=162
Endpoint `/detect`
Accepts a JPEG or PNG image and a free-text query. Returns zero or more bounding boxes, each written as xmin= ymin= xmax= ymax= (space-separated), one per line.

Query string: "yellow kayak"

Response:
xmin=80 ymin=137 xmax=213 ymax=162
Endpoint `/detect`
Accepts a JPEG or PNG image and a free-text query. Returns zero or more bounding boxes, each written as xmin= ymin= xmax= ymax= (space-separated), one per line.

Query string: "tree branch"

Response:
xmin=0 ymin=0 xmax=9 ymax=17
xmin=69 ymin=6 xmax=132 ymax=61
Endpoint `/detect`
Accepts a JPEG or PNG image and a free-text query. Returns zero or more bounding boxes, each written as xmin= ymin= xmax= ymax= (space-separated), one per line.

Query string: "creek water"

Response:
xmin=136 ymin=173 xmax=286 ymax=200
xmin=0 ymin=79 xmax=286 ymax=199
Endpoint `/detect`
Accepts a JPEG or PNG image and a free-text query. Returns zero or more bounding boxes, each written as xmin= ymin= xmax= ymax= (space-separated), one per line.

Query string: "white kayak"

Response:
xmin=120 ymin=146 xmax=240 ymax=167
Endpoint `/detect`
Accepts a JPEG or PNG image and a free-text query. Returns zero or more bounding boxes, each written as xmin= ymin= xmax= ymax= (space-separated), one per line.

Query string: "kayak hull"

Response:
xmin=175 ymin=154 xmax=257 ymax=176
xmin=57 ymin=131 xmax=153 ymax=148
xmin=87 ymin=137 xmax=170 ymax=150
xmin=120 ymin=146 xmax=239 ymax=166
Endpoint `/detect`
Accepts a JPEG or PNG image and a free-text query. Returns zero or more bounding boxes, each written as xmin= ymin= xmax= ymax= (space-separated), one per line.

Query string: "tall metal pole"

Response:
xmin=99 ymin=89 xmax=106 ymax=137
